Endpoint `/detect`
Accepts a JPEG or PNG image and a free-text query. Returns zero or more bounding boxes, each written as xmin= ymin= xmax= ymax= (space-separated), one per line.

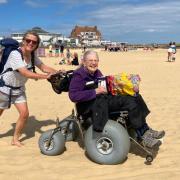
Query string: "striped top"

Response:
xmin=0 ymin=50 xmax=42 ymax=95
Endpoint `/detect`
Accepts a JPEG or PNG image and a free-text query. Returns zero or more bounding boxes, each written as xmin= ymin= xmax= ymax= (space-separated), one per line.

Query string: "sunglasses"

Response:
xmin=25 ymin=38 xmax=38 ymax=45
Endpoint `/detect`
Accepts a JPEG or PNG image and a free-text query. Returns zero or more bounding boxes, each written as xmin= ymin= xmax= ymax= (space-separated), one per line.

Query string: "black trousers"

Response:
xmin=76 ymin=94 xmax=150 ymax=131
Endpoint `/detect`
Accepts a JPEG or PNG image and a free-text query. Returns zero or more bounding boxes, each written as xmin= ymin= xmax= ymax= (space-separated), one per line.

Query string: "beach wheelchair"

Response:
xmin=38 ymin=70 xmax=155 ymax=165
xmin=38 ymin=104 xmax=155 ymax=165
xmin=39 ymin=104 xmax=154 ymax=164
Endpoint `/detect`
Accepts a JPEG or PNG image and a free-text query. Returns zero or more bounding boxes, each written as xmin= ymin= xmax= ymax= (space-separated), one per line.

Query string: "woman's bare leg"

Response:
xmin=168 ymin=52 xmax=170 ymax=61
xmin=12 ymin=102 xmax=29 ymax=147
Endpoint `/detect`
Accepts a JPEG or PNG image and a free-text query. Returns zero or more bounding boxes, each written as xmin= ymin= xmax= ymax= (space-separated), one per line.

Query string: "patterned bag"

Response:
xmin=107 ymin=72 xmax=141 ymax=96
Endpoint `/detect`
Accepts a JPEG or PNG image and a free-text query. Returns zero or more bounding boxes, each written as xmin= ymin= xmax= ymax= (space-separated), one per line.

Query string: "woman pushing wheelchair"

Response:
xmin=0 ymin=31 xmax=58 ymax=147
xmin=68 ymin=50 xmax=165 ymax=149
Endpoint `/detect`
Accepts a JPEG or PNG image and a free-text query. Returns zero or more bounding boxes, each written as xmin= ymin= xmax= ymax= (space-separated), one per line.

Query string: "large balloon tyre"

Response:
xmin=84 ymin=120 xmax=130 ymax=165
xmin=39 ymin=129 xmax=65 ymax=156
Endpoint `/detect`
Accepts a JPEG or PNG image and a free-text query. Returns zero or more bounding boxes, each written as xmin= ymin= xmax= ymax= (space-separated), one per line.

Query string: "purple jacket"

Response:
xmin=69 ymin=66 xmax=103 ymax=103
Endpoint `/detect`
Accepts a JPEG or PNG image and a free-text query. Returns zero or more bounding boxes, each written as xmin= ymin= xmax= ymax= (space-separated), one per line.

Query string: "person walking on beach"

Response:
xmin=60 ymin=44 xmax=64 ymax=58
xmin=66 ymin=47 xmax=71 ymax=64
xmin=167 ymin=42 xmax=176 ymax=62
xmin=171 ymin=42 xmax=176 ymax=62
xmin=48 ymin=44 xmax=53 ymax=57
xmin=0 ymin=31 xmax=57 ymax=147
xmin=83 ymin=45 xmax=87 ymax=52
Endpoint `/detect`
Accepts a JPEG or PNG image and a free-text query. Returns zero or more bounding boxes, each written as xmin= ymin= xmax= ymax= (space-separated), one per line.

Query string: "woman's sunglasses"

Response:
xmin=25 ymin=38 xmax=38 ymax=45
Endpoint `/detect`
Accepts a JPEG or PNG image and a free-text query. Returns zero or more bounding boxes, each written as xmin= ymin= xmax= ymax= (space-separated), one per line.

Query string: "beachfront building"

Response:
xmin=101 ymin=40 xmax=112 ymax=46
xmin=11 ymin=27 xmax=64 ymax=46
xmin=11 ymin=32 xmax=24 ymax=43
xmin=70 ymin=25 xmax=102 ymax=46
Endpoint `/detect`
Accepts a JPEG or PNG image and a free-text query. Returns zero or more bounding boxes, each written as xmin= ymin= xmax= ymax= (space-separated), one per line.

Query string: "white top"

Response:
xmin=0 ymin=50 xmax=42 ymax=95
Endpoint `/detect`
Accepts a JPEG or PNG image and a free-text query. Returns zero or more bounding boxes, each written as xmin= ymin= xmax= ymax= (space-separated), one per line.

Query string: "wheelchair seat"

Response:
xmin=75 ymin=101 xmax=129 ymax=130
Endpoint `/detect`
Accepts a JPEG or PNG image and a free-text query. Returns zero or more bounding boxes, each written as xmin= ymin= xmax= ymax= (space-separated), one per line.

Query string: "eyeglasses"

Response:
xmin=87 ymin=59 xmax=99 ymax=63
xmin=25 ymin=38 xmax=37 ymax=45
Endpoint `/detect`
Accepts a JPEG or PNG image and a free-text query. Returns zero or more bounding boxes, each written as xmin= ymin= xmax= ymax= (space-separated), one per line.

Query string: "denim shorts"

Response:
xmin=0 ymin=91 xmax=27 ymax=109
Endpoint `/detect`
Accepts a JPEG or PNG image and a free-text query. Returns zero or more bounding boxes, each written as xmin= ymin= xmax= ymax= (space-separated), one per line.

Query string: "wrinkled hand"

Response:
xmin=95 ymin=86 xmax=107 ymax=95
xmin=47 ymin=72 xmax=55 ymax=80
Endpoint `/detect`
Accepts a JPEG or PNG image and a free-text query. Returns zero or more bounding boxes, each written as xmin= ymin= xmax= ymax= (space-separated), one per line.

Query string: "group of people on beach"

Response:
xmin=48 ymin=43 xmax=80 ymax=66
xmin=104 ymin=44 xmax=128 ymax=52
xmin=48 ymin=43 xmax=65 ymax=58
xmin=0 ymin=31 xmax=165 ymax=150
xmin=59 ymin=48 xmax=79 ymax=66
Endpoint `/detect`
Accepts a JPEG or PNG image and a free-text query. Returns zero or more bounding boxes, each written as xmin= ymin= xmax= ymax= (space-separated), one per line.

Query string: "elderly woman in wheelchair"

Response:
xmin=38 ymin=50 xmax=165 ymax=164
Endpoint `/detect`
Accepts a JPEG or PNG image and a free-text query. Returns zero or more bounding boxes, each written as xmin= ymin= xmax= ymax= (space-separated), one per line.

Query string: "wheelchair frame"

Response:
xmin=44 ymin=105 xmax=155 ymax=164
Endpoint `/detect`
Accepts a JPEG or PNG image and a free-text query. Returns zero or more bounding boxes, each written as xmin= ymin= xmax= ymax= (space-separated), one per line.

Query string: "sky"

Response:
xmin=0 ymin=0 xmax=180 ymax=43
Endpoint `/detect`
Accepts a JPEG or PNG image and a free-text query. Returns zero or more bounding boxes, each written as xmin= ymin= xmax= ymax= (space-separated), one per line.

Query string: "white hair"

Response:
xmin=83 ymin=50 xmax=99 ymax=61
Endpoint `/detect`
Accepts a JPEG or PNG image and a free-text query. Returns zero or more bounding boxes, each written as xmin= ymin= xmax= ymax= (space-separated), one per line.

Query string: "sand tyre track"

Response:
xmin=84 ymin=120 xmax=130 ymax=165
xmin=39 ymin=130 xmax=65 ymax=156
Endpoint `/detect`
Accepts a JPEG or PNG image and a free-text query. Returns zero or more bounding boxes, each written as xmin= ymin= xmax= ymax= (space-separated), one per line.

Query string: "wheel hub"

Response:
xmin=43 ymin=139 xmax=54 ymax=151
xmin=96 ymin=137 xmax=113 ymax=155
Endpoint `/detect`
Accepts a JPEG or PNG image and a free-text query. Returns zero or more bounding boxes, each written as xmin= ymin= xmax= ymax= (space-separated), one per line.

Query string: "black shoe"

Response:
xmin=141 ymin=134 xmax=162 ymax=149
xmin=145 ymin=129 xmax=165 ymax=139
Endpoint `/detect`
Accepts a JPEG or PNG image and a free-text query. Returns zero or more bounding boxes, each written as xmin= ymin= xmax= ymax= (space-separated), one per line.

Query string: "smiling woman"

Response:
xmin=22 ymin=31 xmax=40 ymax=52
xmin=82 ymin=51 xmax=99 ymax=75
xmin=0 ymin=31 xmax=59 ymax=147
xmin=69 ymin=50 xmax=165 ymax=149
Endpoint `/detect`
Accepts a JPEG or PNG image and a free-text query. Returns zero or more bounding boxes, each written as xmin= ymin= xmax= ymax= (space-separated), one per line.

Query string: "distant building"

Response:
xmin=11 ymin=32 xmax=24 ymax=43
xmin=100 ymin=40 xmax=112 ymax=46
xmin=11 ymin=27 xmax=63 ymax=46
xmin=70 ymin=25 xmax=102 ymax=46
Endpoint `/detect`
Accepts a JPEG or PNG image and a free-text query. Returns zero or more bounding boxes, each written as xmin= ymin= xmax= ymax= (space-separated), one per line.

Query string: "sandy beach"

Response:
xmin=0 ymin=49 xmax=180 ymax=180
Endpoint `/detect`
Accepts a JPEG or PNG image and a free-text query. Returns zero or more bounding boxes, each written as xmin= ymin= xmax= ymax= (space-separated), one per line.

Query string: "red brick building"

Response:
xmin=70 ymin=25 xmax=102 ymax=46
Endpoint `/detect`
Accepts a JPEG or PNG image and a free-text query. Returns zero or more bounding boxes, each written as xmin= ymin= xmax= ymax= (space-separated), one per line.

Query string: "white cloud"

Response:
xmin=25 ymin=0 xmax=46 ymax=8
xmin=145 ymin=29 xmax=156 ymax=32
xmin=7 ymin=0 xmax=180 ymax=43
xmin=0 ymin=0 xmax=7 ymax=4
xmin=40 ymin=0 xmax=180 ymax=42
xmin=75 ymin=0 xmax=180 ymax=40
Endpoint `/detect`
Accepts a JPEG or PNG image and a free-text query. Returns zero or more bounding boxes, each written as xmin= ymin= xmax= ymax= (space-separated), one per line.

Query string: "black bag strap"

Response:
xmin=31 ymin=52 xmax=36 ymax=73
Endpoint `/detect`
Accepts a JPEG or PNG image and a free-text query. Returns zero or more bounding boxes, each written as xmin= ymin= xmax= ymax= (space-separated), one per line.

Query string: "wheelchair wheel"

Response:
xmin=39 ymin=129 xmax=65 ymax=156
xmin=84 ymin=120 xmax=130 ymax=165
xmin=59 ymin=120 xmax=79 ymax=141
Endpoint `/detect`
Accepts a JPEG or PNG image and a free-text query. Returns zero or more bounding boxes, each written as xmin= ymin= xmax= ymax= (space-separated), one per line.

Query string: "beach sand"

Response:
xmin=0 ymin=49 xmax=180 ymax=180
